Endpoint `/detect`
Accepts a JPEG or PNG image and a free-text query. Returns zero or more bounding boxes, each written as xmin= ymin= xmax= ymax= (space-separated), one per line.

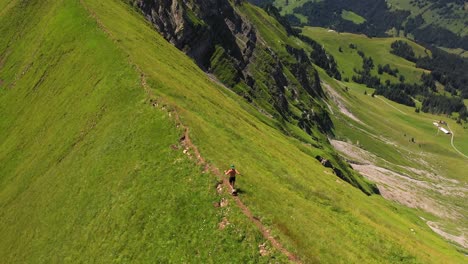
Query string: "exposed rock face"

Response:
xmin=131 ymin=0 xmax=332 ymax=135
xmin=132 ymin=0 xmax=255 ymax=70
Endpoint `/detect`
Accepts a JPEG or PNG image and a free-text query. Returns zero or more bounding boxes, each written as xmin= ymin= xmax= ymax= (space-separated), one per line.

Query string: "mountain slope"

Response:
xmin=0 ymin=0 xmax=466 ymax=263
xmin=73 ymin=1 xmax=468 ymax=261
xmin=301 ymin=27 xmax=429 ymax=84
xmin=318 ymin=71 xmax=468 ymax=252
xmin=0 ymin=1 xmax=282 ymax=262
xmin=256 ymin=0 xmax=468 ymax=51
xmin=302 ymin=26 xmax=468 ymax=251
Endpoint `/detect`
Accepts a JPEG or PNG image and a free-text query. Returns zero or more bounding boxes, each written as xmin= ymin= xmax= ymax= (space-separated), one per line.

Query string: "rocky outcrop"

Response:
xmin=131 ymin=0 xmax=255 ymax=70
xmin=131 ymin=0 xmax=331 ymax=135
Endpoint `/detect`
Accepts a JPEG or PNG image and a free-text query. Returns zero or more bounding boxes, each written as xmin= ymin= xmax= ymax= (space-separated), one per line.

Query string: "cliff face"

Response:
xmin=131 ymin=0 xmax=331 ymax=134
xmin=133 ymin=0 xmax=255 ymax=69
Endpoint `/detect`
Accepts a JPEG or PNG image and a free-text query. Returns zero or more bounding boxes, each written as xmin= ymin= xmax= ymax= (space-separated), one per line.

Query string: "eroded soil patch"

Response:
xmin=331 ymin=139 xmax=468 ymax=248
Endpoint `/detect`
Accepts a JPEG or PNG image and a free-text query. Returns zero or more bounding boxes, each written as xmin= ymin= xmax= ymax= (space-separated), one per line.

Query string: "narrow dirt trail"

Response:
xmin=447 ymin=123 xmax=468 ymax=159
xmin=375 ymin=95 xmax=407 ymax=115
xmin=80 ymin=1 xmax=301 ymax=262
xmin=177 ymin=120 xmax=301 ymax=263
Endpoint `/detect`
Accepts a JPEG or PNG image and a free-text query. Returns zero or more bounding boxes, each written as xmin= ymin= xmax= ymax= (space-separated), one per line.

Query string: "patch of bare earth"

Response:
xmin=331 ymin=139 xmax=468 ymax=248
xmin=258 ymin=242 xmax=270 ymax=256
xmin=351 ymin=163 xmax=460 ymax=219
xmin=330 ymin=139 xmax=377 ymax=164
xmin=427 ymin=221 xmax=468 ymax=249
xmin=322 ymin=82 xmax=364 ymax=125
xmin=218 ymin=217 xmax=230 ymax=230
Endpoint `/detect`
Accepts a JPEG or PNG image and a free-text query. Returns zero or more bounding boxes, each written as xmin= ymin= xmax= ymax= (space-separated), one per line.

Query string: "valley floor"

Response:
xmin=323 ymin=79 xmax=468 ymax=251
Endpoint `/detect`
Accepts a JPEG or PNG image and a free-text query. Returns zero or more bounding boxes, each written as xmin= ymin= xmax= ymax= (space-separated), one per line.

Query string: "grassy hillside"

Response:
xmin=264 ymin=0 xmax=468 ymax=51
xmin=0 ymin=0 xmax=466 ymax=263
xmin=273 ymin=0 xmax=468 ymax=37
xmin=301 ymin=27 xmax=429 ymax=84
xmin=271 ymin=0 xmax=310 ymax=23
xmin=341 ymin=10 xmax=366 ymax=25
xmin=388 ymin=0 xmax=468 ymax=37
xmin=0 ymin=1 xmax=283 ymax=262
xmin=318 ymin=69 xmax=468 ymax=252
xmin=299 ymin=23 xmax=467 ymax=252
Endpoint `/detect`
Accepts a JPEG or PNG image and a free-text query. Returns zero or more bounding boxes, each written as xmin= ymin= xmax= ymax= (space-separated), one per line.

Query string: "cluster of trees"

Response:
xmin=352 ymin=50 xmax=381 ymax=88
xmin=377 ymin=64 xmax=399 ymax=76
xmin=376 ymin=84 xmax=416 ymax=107
xmin=349 ymin=49 xmax=466 ymax=118
xmin=412 ymin=25 xmax=468 ymax=50
xmin=352 ymin=73 xmax=381 ymax=88
xmin=391 ymin=40 xmax=468 ymax=99
xmin=421 ymin=94 xmax=466 ymax=116
xmin=357 ymin=51 xmax=374 ymax=72
xmin=250 ymin=0 xmax=468 ymax=51
xmin=390 ymin=40 xmax=417 ymax=62
xmin=416 ymin=47 xmax=468 ymax=99
xmin=409 ymin=0 xmax=428 ymax=9
xmin=299 ymin=35 xmax=342 ymax=80
xmin=420 ymin=72 xmax=436 ymax=92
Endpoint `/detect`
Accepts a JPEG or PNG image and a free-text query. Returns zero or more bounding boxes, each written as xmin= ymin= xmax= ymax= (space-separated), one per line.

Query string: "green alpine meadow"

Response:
xmin=1 ymin=0 xmax=466 ymax=263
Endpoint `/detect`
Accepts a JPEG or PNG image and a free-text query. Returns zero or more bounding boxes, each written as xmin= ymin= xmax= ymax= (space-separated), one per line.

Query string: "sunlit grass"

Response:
xmin=0 ymin=0 xmax=465 ymax=263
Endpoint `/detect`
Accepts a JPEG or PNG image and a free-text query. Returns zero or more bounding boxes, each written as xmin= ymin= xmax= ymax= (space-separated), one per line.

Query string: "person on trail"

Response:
xmin=224 ymin=165 xmax=240 ymax=193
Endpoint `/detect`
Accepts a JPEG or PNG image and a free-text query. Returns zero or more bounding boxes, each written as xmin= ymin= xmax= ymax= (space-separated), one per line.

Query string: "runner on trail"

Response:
xmin=224 ymin=164 xmax=240 ymax=193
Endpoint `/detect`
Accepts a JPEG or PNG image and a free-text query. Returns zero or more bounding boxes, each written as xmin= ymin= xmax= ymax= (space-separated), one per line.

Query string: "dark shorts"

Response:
xmin=229 ymin=176 xmax=236 ymax=184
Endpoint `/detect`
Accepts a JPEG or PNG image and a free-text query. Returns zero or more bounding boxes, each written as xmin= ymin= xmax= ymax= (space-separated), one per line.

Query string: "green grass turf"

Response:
xmin=329 ymin=78 xmax=468 ymax=182
xmin=341 ymin=10 xmax=366 ymax=24
xmin=274 ymin=0 xmax=314 ymax=23
xmin=0 ymin=1 xmax=285 ymax=262
xmin=301 ymin=27 xmax=429 ymax=85
xmin=439 ymin=47 xmax=468 ymax=58
xmin=319 ymin=70 xmax=468 ymax=252
xmin=0 ymin=0 xmax=466 ymax=263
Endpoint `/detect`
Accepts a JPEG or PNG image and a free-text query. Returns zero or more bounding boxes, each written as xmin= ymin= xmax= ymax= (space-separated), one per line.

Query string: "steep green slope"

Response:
xmin=82 ymin=0 xmax=464 ymax=262
xmin=0 ymin=1 xmax=283 ymax=262
xmin=0 ymin=0 xmax=466 ymax=263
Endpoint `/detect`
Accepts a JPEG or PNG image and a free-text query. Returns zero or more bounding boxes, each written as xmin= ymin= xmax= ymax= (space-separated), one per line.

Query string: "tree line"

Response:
xmin=248 ymin=0 xmax=467 ymax=51
xmin=351 ymin=48 xmax=467 ymax=119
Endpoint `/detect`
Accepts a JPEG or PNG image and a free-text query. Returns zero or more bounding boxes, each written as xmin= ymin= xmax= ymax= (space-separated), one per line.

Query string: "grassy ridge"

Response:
xmin=83 ymin=0 xmax=464 ymax=262
xmin=0 ymin=1 xmax=281 ymax=262
xmin=0 ymin=0 xmax=465 ymax=262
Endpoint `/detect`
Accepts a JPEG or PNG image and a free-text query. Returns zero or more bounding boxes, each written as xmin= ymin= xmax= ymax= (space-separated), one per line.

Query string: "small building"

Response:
xmin=439 ymin=127 xmax=451 ymax=134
